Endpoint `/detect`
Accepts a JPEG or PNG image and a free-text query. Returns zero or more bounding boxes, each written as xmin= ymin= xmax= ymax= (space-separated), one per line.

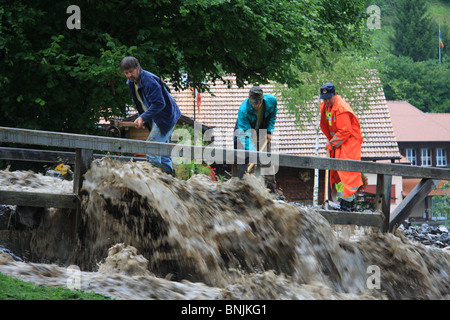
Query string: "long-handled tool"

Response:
xmin=323 ymin=149 xmax=330 ymax=209
xmin=246 ymin=140 xmax=268 ymax=173
xmin=118 ymin=121 xmax=138 ymax=128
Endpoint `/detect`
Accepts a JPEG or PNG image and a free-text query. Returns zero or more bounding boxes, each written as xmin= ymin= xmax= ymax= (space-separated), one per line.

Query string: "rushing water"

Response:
xmin=0 ymin=157 xmax=449 ymax=300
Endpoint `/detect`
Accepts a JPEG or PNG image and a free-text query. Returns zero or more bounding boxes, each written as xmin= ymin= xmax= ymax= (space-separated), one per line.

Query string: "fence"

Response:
xmin=1 ymin=126 xmax=449 ymax=234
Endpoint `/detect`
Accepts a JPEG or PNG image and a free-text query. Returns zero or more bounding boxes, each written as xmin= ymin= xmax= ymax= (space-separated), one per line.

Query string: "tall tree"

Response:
xmin=379 ymin=54 xmax=450 ymax=113
xmin=391 ymin=0 xmax=435 ymax=61
xmin=0 ymin=0 xmax=369 ymax=134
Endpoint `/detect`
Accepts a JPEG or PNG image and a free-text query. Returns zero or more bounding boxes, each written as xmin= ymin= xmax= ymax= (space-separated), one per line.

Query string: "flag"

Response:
xmin=440 ymin=27 xmax=444 ymax=48
xmin=195 ymin=88 xmax=201 ymax=113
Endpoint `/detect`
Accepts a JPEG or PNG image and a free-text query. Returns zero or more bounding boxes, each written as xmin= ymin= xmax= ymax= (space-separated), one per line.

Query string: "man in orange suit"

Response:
xmin=319 ymin=82 xmax=363 ymax=212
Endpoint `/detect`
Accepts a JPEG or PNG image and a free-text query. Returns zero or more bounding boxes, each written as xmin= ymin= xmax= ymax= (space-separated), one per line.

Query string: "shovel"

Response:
xmin=246 ymin=140 xmax=268 ymax=174
xmin=323 ymin=149 xmax=330 ymax=209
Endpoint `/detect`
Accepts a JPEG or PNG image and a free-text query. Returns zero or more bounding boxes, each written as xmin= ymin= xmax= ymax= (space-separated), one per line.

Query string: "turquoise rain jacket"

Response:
xmin=234 ymin=94 xmax=278 ymax=151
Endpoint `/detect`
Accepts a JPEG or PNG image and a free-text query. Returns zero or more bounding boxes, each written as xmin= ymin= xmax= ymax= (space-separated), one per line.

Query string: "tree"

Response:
xmin=390 ymin=0 xmax=435 ymax=62
xmin=430 ymin=182 xmax=450 ymax=222
xmin=0 ymin=0 xmax=369 ymax=134
xmin=379 ymin=54 xmax=450 ymax=113
xmin=279 ymin=51 xmax=380 ymax=130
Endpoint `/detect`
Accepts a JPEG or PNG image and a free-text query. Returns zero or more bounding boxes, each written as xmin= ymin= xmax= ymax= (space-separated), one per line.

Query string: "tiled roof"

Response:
xmin=169 ymin=75 xmax=401 ymax=160
xmin=387 ymin=101 xmax=450 ymax=142
xmin=402 ymin=179 xmax=449 ymax=197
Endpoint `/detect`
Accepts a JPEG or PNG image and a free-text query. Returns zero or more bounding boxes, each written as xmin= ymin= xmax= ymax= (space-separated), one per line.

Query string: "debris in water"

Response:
xmin=0 ymin=247 xmax=23 ymax=262
xmin=0 ymin=158 xmax=449 ymax=300
xmin=98 ymin=243 xmax=152 ymax=277
xmin=400 ymin=223 xmax=450 ymax=248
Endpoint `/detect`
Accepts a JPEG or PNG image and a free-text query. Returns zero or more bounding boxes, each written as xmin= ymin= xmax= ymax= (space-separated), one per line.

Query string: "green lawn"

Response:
xmin=428 ymin=0 xmax=450 ymax=26
xmin=369 ymin=0 xmax=450 ymax=53
xmin=0 ymin=272 xmax=113 ymax=300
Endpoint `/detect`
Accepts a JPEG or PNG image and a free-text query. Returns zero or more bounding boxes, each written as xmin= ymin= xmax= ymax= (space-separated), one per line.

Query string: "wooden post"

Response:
xmin=70 ymin=148 xmax=93 ymax=242
xmin=375 ymin=174 xmax=392 ymax=233
xmin=389 ymin=178 xmax=439 ymax=232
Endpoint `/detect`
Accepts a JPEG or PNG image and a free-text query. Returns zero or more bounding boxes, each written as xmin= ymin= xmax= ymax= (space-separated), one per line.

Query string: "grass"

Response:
xmin=428 ymin=0 xmax=450 ymax=26
xmin=0 ymin=272 xmax=113 ymax=300
xmin=369 ymin=0 xmax=450 ymax=53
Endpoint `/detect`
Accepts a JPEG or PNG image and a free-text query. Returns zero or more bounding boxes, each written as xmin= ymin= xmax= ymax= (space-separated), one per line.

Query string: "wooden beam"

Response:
xmin=0 ymin=190 xmax=79 ymax=209
xmin=1 ymin=126 xmax=449 ymax=180
xmin=375 ymin=174 xmax=392 ymax=233
xmin=315 ymin=208 xmax=383 ymax=227
xmin=0 ymin=147 xmax=75 ymax=163
xmin=0 ymin=146 xmax=147 ymax=164
xmin=389 ymin=178 xmax=440 ymax=232
xmin=277 ymin=154 xmax=450 ymax=180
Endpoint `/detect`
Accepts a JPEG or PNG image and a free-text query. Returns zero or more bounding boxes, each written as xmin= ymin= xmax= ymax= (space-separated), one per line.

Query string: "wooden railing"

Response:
xmin=1 ymin=126 xmax=449 ymax=233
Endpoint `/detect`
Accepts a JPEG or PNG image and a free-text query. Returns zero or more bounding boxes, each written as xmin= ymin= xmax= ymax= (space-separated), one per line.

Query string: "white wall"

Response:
xmin=365 ymin=173 xmax=402 ymax=213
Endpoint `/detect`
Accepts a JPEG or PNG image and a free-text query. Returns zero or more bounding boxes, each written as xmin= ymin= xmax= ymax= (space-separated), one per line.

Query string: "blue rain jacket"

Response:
xmin=127 ymin=69 xmax=181 ymax=135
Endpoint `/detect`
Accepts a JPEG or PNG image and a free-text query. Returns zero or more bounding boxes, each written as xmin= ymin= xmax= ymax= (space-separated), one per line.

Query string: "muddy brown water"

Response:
xmin=0 ymin=157 xmax=449 ymax=300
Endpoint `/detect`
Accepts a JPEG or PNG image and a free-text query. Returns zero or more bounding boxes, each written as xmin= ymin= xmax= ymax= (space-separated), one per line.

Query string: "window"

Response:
xmin=421 ymin=148 xmax=432 ymax=167
xmin=431 ymin=197 xmax=448 ymax=221
xmin=405 ymin=148 xmax=416 ymax=165
xmin=436 ymin=148 xmax=448 ymax=167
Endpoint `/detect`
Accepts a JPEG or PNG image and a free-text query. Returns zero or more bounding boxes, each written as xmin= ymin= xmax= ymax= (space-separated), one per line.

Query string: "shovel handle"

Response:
xmin=324 ymin=149 xmax=330 ymax=202
xmin=118 ymin=121 xmax=138 ymax=128
xmin=246 ymin=140 xmax=269 ymax=173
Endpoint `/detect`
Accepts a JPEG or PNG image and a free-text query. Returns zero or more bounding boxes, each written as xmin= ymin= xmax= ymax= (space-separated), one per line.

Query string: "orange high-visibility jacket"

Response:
xmin=320 ymin=95 xmax=363 ymax=197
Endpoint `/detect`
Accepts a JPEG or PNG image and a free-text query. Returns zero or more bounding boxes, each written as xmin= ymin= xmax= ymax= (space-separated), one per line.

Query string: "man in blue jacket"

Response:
xmin=120 ymin=56 xmax=181 ymax=175
xmin=234 ymin=86 xmax=278 ymax=193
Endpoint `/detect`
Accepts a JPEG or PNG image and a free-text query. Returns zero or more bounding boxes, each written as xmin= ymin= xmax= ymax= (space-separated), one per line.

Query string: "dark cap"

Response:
xmin=249 ymin=86 xmax=264 ymax=105
xmin=320 ymin=82 xmax=335 ymax=99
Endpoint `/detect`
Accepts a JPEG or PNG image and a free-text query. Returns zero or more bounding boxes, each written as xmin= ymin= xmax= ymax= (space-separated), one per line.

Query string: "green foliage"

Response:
xmin=0 ymin=2 xmax=135 ymax=134
xmin=175 ymin=161 xmax=218 ymax=181
xmin=390 ymin=0 xmax=436 ymax=61
xmin=0 ymin=272 xmax=112 ymax=300
xmin=278 ymin=50 xmax=380 ymax=131
xmin=170 ymin=0 xmax=369 ymax=88
xmin=378 ymin=54 xmax=450 ymax=112
xmin=0 ymin=0 xmax=370 ymax=134
xmin=367 ymin=1 xmax=449 ymax=113
xmin=172 ymin=123 xmax=218 ymax=181
xmin=430 ymin=181 xmax=450 ymax=221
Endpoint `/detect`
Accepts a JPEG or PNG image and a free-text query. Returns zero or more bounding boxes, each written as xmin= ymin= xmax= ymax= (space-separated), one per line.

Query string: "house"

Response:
xmin=387 ymin=100 xmax=450 ymax=221
xmin=169 ymin=75 xmax=402 ymax=206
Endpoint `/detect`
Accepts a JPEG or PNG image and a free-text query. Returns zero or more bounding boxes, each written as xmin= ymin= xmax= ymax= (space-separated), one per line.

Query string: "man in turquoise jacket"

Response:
xmin=234 ymin=86 xmax=278 ymax=192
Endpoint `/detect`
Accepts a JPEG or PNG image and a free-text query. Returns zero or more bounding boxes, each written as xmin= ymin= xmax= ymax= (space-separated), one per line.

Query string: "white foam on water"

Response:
xmin=0 ymin=158 xmax=449 ymax=299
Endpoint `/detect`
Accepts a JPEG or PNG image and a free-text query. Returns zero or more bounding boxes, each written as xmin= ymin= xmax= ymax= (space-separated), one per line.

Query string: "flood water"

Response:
xmin=0 ymin=157 xmax=449 ymax=300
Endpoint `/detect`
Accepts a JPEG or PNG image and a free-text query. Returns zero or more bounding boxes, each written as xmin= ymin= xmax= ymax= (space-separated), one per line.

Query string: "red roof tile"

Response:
xmin=169 ymin=75 xmax=401 ymax=160
xmin=402 ymin=179 xmax=449 ymax=196
xmin=387 ymin=101 xmax=450 ymax=142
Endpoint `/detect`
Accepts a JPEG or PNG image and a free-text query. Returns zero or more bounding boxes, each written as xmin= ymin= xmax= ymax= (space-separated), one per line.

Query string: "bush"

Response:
xmin=174 ymin=161 xmax=217 ymax=181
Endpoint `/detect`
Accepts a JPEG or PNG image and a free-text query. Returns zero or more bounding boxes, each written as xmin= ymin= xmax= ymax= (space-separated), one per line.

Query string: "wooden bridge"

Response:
xmin=1 ymin=126 xmax=449 ymax=235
